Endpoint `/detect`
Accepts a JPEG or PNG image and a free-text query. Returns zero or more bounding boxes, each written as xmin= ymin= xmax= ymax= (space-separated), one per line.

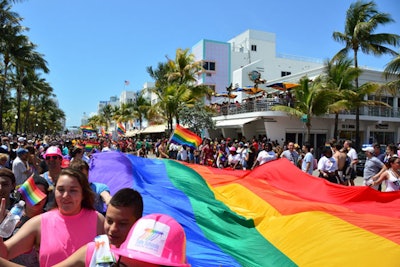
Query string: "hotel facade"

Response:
xmin=192 ymin=29 xmax=399 ymax=148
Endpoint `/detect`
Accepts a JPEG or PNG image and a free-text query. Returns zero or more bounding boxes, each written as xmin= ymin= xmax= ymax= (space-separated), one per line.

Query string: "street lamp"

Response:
xmin=14 ymin=115 xmax=18 ymax=134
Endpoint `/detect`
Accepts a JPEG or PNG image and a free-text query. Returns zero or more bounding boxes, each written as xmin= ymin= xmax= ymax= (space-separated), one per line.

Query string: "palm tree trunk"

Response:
xmin=15 ymin=86 xmax=22 ymax=134
xmin=334 ymin=113 xmax=339 ymax=140
xmin=23 ymin=93 xmax=33 ymax=133
xmin=355 ymin=107 xmax=360 ymax=150
xmin=0 ymin=63 xmax=10 ymax=132
xmin=306 ymin=120 xmax=311 ymax=144
xmin=354 ymin=49 xmax=360 ymax=149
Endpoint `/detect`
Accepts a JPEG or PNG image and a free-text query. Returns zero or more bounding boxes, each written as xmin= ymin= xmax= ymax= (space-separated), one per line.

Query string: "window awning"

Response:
xmin=141 ymin=124 xmax=167 ymax=134
xmin=215 ymin=117 xmax=258 ymax=128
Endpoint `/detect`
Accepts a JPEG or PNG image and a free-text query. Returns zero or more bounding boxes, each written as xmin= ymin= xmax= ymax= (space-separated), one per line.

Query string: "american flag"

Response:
xmin=124 ymin=80 xmax=130 ymax=86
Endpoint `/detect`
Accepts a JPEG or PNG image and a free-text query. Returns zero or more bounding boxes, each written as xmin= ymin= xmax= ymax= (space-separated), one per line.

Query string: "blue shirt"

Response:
xmin=90 ymin=182 xmax=110 ymax=213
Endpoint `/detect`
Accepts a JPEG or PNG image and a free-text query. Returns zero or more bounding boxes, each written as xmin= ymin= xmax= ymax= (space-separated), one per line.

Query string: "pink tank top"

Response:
xmin=39 ymin=208 xmax=98 ymax=267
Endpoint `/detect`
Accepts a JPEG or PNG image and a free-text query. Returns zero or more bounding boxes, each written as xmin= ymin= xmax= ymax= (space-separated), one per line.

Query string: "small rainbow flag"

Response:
xmin=85 ymin=142 xmax=99 ymax=152
xmin=17 ymin=176 xmax=47 ymax=206
xmin=170 ymin=124 xmax=202 ymax=150
xmin=117 ymin=122 xmax=126 ymax=135
xmin=80 ymin=125 xmax=95 ymax=132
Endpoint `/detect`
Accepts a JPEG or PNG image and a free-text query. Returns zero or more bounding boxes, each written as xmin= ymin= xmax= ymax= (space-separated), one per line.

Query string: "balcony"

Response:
xmin=212 ymin=98 xmax=400 ymax=118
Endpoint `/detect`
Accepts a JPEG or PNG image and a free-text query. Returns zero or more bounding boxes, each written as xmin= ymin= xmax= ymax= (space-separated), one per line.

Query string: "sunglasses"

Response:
xmin=46 ymin=155 xmax=61 ymax=160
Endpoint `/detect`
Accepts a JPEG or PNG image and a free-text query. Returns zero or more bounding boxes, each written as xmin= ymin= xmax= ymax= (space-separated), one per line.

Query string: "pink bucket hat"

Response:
xmin=111 ymin=213 xmax=190 ymax=267
xmin=43 ymin=146 xmax=63 ymax=158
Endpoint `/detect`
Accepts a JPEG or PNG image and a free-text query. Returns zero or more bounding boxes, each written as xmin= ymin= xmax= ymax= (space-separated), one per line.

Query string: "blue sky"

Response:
xmin=12 ymin=0 xmax=400 ymax=127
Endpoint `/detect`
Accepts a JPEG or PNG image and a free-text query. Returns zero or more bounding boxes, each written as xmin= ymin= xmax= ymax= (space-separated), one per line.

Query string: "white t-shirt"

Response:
xmin=257 ymin=150 xmax=277 ymax=166
xmin=318 ymin=156 xmax=338 ymax=172
xmin=347 ymin=148 xmax=358 ymax=164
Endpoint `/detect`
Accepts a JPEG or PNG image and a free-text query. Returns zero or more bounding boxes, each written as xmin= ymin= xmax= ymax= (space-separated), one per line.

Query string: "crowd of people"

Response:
xmin=0 ymin=130 xmax=399 ymax=266
xmin=0 ymin=133 xmax=191 ymax=266
xmin=154 ymin=135 xmax=400 ymax=192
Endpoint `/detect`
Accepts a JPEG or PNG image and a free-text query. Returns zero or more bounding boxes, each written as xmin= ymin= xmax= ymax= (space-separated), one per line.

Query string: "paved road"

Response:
xmin=311 ymin=170 xmax=364 ymax=186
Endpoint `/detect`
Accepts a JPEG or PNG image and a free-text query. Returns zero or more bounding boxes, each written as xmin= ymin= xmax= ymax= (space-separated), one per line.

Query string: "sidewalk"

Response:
xmin=312 ymin=170 xmax=364 ymax=186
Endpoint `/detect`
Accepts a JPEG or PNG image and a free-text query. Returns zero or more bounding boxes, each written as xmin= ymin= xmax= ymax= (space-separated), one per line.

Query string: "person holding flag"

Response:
xmin=11 ymin=174 xmax=48 ymax=266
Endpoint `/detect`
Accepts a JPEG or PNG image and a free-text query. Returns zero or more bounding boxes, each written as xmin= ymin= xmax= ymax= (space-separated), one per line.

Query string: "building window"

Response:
xmin=203 ymin=61 xmax=216 ymax=72
xmin=281 ymin=71 xmax=291 ymax=77
xmin=251 ymin=45 xmax=257 ymax=51
xmin=206 ymin=73 xmax=212 ymax=77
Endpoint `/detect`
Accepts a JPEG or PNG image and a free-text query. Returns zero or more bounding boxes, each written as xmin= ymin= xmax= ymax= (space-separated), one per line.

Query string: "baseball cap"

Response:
xmin=16 ymin=148 xmax=29 ymax=155
xmin=43 ymin=146 xmax=63 ymax=158
xmin=111 ymin=213 xmax=190 ymax=267
xmin=18 ymin=137 xmax=26 ymax=143
xmin=61 ymin=158 xmax=70 ymax=168
xmin=362 ymin=146 xmax=374 ymax=153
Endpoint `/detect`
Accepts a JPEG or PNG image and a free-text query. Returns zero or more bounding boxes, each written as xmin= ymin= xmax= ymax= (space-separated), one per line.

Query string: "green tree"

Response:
xmin=382 ymin=51 xmax=400 ymax=94
xmin=148 ymin=48 xmax=212 ymax=133
xmin=332 ymin=0 xmax=400 ymax=148
xmin=132 ymin=93 xmax=151 ymax=130
xmin=329 ymin=82 xmax=390 ymax=138
xmin=13 ymin=42 xmax=49 ymax=133
xmin=99 ymin=104 xmax=114 ymax=131
xmin=179 ymin=102 xmax=215 ymax=136
xmin=112 ymin=103 xmax=133 ymax=128
xmin=0 ymin=1 xmax=26 ymax=131
xmin=87 ymin=114 xmax=104 ymax=130
xmin=21 ymin=71 xmax=53 ymax=132
xmin=323 ymin=55 xmax=361 ymax=139
xmin=271 ymin=76 xmax=338 ymax=144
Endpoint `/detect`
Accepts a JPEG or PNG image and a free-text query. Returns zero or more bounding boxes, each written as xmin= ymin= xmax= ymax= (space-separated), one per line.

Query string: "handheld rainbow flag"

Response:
xmin=85 ymin=142 xmax=99 ymax=152
xmin=17 ymin=176 xmax=47 ymax=206
xmin=89 ymin=152 xmax=400 ymax=266
xmin=170 ymin=124 xmax=202 ymax=150
xmin=80 ymin=125 xmax=95 ymax=132
xmin=117 ymin=122 xmax=126 ymax=135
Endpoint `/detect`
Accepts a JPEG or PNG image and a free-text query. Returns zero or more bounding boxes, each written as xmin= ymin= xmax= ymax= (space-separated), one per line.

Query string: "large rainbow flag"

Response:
xmin=170 ymin=124 xmax=202 ymax=150
xmin=89 ymin=152 xmax=400 ymax=266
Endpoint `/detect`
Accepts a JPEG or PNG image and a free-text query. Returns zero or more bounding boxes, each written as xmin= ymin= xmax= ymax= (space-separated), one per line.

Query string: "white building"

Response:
xmin=192 ymin=29 xmax=399 ymax=148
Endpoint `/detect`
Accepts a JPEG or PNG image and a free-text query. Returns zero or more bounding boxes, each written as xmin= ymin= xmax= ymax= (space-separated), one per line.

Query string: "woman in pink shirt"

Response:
xmin=0 ymin=168 xmax=105 ymax=267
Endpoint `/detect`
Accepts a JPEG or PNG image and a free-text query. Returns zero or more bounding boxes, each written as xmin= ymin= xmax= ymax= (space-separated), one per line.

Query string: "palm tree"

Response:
xmin=323 ymin=55 xmax=361 ymax=139
xmin=22 ymin=71 xmax=53 ymax=132
xmin=87 ymin=114 xmax=105 ymax=130
xmin=332 ymin=0 xmax=400 ymax=148
xmin=165 ymin=48 xmax=213 ymax=131
xmin=330 ymin=82 xmax=391 ymax=131
xmin=99 ymin=104 xmax=114 ymax=131
xmin=131 ymin=93 xmax=151 ymax=130
xmin=13 ymin=42 xmax=49 ymax=133
xmin=0 ymin=2 xmax=26 ymax=131
xmin=271 ymin=76 xmax=338 ymax=144
xmin=112 ymin=103 xmax=133 ymax=129
xmin=382 ymin=51 xmax=400 ymax=94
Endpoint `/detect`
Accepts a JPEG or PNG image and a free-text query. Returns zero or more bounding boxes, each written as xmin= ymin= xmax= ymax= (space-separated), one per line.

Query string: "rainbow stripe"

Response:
xmin=89 ymin=152 xmax=400 ymax=266
xmin=117 ymin=122 xmax=126 ymax=135
xmin=17 ymin=176 xmax=47 ymax=206
xmin=80 ymin=125 xmax=95 ymax=132
xmin=170 ymin=124 xmax=202 ymax=150
xmin=85 ymin=142 xmax=99 ymax=152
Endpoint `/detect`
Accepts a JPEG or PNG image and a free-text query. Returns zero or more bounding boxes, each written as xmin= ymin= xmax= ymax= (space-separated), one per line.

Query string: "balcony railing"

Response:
xmin=212 ymin=98 xmax=400 ymax=118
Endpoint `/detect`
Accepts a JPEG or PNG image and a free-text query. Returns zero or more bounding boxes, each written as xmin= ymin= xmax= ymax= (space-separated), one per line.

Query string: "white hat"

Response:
xmin=362 ymin=147 xmax=374 ymax=153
